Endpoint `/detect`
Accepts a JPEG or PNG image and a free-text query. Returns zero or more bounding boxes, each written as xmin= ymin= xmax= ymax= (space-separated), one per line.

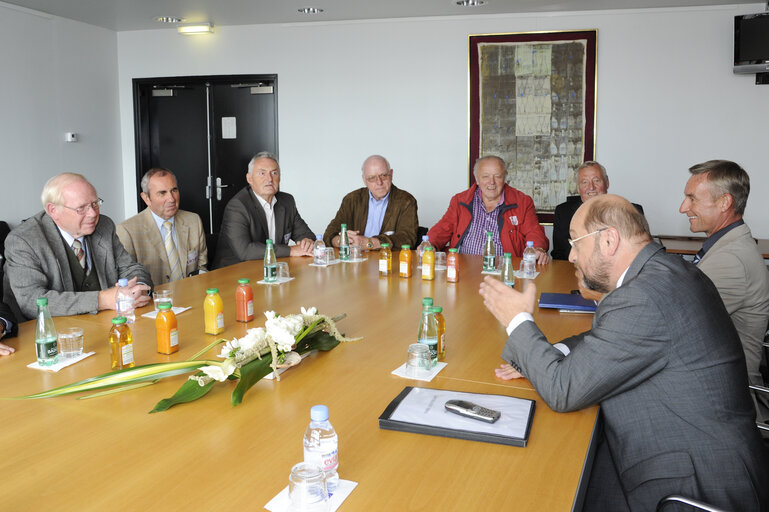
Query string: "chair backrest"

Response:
xmin=656 ymin=495 xmax=728 ymax=512
xmin=0 ymin=221 xmax=10 ymax=260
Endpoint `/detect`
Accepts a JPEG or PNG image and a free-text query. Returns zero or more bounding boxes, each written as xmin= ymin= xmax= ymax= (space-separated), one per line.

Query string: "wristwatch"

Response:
xmin=366 ymin=239 xmax=374 ymax=250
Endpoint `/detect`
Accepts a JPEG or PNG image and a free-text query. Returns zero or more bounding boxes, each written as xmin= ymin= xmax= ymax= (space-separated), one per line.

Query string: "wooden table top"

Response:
xmin=657 ymin=234 xmax=769 ymax=258
xmin=0 ymin=253 xmax=597 ymax=511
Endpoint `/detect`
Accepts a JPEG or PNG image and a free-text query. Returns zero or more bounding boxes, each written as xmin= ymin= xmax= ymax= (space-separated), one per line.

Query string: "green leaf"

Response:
xmin=296 ymin=331 xmax=340 ymax=354
xmin=150 ymin=374 xmax=216 ymax=413
xmin=231 ymin=353 xmax=274 ymax=407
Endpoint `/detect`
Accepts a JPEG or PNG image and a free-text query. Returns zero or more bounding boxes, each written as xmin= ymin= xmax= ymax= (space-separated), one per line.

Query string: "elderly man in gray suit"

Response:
xmin=479 ymin=195 xmax=769 ymax=511
xmin=680 ymin=159 xmax=769 ymax=424
xmin=3 ymin=173 xmax=152 ymax=321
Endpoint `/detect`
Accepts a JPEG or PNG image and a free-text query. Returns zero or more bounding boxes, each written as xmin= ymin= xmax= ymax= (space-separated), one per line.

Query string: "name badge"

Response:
xmin=187 ymin=251 xmax=198 ymax=266
xmin=510 ymin=216 xmax=519 ymax=226
xmin=283 ymin=233 xmax=292 ymax=244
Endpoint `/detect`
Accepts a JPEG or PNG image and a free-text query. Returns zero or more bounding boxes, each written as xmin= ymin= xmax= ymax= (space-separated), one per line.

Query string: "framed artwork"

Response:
xmin=469 ymin=30 xmax=597 ymax=221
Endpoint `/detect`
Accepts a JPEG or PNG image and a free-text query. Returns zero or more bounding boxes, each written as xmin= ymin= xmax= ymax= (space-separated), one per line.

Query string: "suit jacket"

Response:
xmin=0 ymin=299 xmax=17 ymax=339
xmin=697 ymin=223 xmax=769 ymax=391
xmin=3 ymin=212 xmax=152 ymax=321
xmin=504 ymin=243 xmax=769 ymax=511
xmin=551 ymin=197 xmax=645 ymax=260
xmin=322 ymin=184 xmax=419 ymax=249
xmin=213 ymin=187 xmax=314 ymax=268
xmin=117 ymin=208 xmax=207 ymax=285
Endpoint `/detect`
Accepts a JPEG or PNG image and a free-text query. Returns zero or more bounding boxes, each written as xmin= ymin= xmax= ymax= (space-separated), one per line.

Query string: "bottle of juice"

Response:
xmin=399 ymin=245 xmax=412 ymax=278
xmin=432 ymin=306 xmax=446 ymax=361
xmin=109 ymin=316 xmax=134 ymax=370
xmin=446 ymin=248 xmax=459 ymax=283
xmin=235 ymin=278 xmax=254 ymax=322
xmin=422 ymin=246 xmax=435 ymax=281
xmin=379 ymin=243 xmax=392 ymax=276
xmin=204 ymin=288 xmax=225 ymax=335
xmin=155 ymin=302 xmax=179 ymax=355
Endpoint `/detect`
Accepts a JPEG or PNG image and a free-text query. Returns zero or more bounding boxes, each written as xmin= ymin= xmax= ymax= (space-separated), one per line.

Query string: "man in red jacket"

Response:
xmin=428 ymin=156 xmax=549 ymax=263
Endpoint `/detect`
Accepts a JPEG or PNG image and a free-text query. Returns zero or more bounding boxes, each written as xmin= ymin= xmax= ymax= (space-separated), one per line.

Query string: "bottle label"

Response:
xmin=418 ymin=337 xmax=438 ymax=361
xmin=483 ymin=255 xmax=496 ymax=271
xmin=447 ymin=267 xmax=457 ymax=280
xmin=339 ymin=246 xmax=350 ymax=260
xmin=247 ymin=300 xmax=254 ymax=317
xmin=304 ymin=445 xmax=339 ymax=473
xmin=379 ymin=260 xmax=388 ymax=273
xmin=422 ymin=263 xmax=433 ymax=279
xmin=264 ymin=264 xmax=277 ymax=282
xmin=216 ymin=312 xmax=224 ymax=329
xmin=122 ymin=344 xmax=134 ymax=365
xmin=400 ymin=261 xmax=408 ymax=275
xmin=35 ymin=337 xmax=58 ymax=359
xmin=170 ymin=328 xmax=179 ymax=347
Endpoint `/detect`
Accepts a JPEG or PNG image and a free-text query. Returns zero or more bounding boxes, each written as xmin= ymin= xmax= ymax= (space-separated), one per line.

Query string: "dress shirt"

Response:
xmin=254 ymin=192 xmax=277 ymax=242
xmin=149 ymin=210 xmax=179 ymax=249
xmin=363 ymin=191 xmax=390 ymax=237
xmin=694 ymin=219 xmax=745 ymax=264
xmin=56 ymin=227 xmax=91 ymax=272
xmin=460 ymin=189 xmax=504 ymax=255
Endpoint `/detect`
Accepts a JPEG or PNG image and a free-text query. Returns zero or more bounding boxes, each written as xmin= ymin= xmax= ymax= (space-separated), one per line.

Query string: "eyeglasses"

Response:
xmin=60 ymin=198 xmax=103 ymax=216
xmin=364 ymin=173 xmax=392 ymax=183
xmin=568 ymin=227 xmax=607 ymax=248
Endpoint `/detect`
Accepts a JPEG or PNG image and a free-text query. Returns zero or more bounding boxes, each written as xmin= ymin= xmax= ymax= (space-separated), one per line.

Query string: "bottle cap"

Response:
xmin=112 ymin=316 xmax=127 ymax=324
xmin=504 ymin=252 xmax=512 ymax=259
xmin=310 ymin=404 xmax=329 ymax=421
xmin=266 ymin=239 xmax=273 ymax=245
xmin=526 ymin=241 xmax=534 ymax=247
xmin=425 ymin=246 xmax=434 ymax=252
xmin=206 ymin=288 xmax=219 ymax=294
xmin=422 ymin=235 xmax=429 ymax=241
xmin=238 ymin=278 xmax=250 ymax=284
xmin=422 ymin=297 xmax=434 ymax=306
xmin=486 ymin=231 xmax=493 ymax=237
xmin=316 ymin=234 xmax=323 ymax=240
xmin=341 ymin=223 xmax=347 ymax=229
xmin=381 ymin=243 xmax=389 ymax=248
xmin=448 ymin=248 xmax=458 ymax=253
xmin=401 ymin=245 xmax=410 ymax=250
xmin=118 ymin=278 xmax=128 ymax=287
xmin=36 ymin=297 xmax=48 ymax=306
xmin=432 ymin=306 xmax=443 ymax=313
xmin=157 ymin=302 xmax=172 ymax=310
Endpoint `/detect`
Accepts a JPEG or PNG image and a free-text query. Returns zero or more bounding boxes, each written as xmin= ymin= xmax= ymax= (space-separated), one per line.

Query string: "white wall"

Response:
xmin=116 ymin=3 xmax=769 ymax=240
xmin=0 ymin=3 xmax=121 ymax=226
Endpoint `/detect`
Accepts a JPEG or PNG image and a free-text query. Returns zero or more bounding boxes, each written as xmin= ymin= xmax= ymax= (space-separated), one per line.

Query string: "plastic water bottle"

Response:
xmin=501 ymin=252 xmax=515 ymax=287
xmin=416 ymin=235 xmax=432 ymax=266
xmin=313 ymin=234 xmax=326 ymax=265
xmin=115 ymin=278 xmax=135 ymax=323
xmin=417 ymin=297 xmax=438 ymax=366
xmin=522 ymin=241 xmax=537 ymax=279
xmin=264 ymin=239 xmax=277 ymax=282
xmin=35 ymin=297 xmax=58 ymax=366
xmin=303 ymin=404 xmax=339 ymax=496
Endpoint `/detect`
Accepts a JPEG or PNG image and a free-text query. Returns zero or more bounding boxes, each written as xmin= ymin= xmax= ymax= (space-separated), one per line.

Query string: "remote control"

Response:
xmin=444 ymin=400 xmax=501 ymax=423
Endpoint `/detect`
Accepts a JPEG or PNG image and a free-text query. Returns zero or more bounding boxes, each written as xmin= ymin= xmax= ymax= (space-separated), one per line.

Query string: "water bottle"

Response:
xmin=313 ymin=234 xmax=326 ymax=265
xmin=303 ymin=404 xmax=339 ymax=497
xmin=483 ymin=231 xmax=496 ymax=272
xmin=416 ymin=235 xmax=432 ymax=266
xmin=115 ymin=278 xmax=135 ymax=323
xmin=264 ymin=239 xmax=277 ymax=282
xmin=522 ymin=241 xmax=537 ymax=279
xmin=501 ymin=252 xmax=515 ymax=287
xmin=35 ymin=297 xmax=59 ymax=366
xmin=417 ymin=297 xmax=438 ymax=366
xmin=338 ymin=224 xmax=350 ymax=261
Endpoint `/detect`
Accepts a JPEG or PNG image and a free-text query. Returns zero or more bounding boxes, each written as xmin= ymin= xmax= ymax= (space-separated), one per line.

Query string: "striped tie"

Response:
xmin=72 ymin=239 xmax=86 ymax=270
xmin=163 ymin=221 xmax=184 ymax=282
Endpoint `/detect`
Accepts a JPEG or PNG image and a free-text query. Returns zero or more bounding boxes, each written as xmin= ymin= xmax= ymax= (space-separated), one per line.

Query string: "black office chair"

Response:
xmin=656 ymin=495 xmax=727 ymax=512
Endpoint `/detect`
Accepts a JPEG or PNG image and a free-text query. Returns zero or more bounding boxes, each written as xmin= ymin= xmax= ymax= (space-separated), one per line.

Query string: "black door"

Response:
xmin=133 ymin=75 xmax=278 ymax=240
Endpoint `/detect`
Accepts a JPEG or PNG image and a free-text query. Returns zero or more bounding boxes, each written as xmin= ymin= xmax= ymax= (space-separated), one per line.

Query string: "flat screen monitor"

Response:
xmin=734 ymin=12 xmax=769 ymax=74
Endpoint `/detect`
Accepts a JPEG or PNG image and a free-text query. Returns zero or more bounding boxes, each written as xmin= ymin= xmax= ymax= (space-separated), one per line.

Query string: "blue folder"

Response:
xmin=538 ymin=292 xmax=597 ymax=312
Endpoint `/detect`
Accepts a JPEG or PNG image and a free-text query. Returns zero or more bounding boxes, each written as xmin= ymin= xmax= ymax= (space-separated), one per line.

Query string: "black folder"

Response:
xmin=538 ymin=292 xmax=597 ymax=312
xmin=378 ymin=386 xmax=535 ymax=447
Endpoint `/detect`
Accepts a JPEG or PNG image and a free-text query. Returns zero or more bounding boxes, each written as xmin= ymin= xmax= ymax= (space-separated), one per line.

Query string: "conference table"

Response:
xmin=0 ymin=253 xmax=597 ymax=511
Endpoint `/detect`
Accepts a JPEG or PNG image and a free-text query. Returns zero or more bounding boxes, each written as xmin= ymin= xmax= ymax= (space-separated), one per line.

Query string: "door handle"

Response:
xmin=206 ymin=176 xmax=212 ymax=200
xmin=215 ymin=177 xmax=229 ymax=201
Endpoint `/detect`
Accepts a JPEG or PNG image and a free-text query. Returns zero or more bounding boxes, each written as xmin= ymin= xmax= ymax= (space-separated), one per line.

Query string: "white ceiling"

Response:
xmin=1 ymin=0 xmax=752 ymax=31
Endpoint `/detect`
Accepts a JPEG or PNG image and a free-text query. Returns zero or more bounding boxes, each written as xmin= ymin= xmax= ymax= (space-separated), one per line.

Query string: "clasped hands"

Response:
xmin=97 ymin=277 xmax=151 ymax=311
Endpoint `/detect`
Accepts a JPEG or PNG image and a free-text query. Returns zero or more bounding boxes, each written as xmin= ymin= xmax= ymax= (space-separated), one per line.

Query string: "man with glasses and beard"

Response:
xmin=479 ymin=194 xmax=769 ymax=511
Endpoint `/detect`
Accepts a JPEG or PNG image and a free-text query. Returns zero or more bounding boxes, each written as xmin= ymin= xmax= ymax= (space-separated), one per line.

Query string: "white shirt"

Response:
xmin=150 ymin=210 xmax=178 ymax=249
xmin=56 ymin=227 xmax=91 ymax=272
xmin=254 ymin=192 xmax=277 ymax=242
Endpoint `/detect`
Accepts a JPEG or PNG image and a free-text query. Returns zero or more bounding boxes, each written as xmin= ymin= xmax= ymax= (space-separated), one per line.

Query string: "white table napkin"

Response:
xmin=27 ymin=351 xmax=95 ymax=372
xmin=265 ymin=479 xmax=357 ymax=512
xmin=391 ymin=361 xmax=447 ymax=382
xmin=141 ymin=306 xmax=192 ymax=319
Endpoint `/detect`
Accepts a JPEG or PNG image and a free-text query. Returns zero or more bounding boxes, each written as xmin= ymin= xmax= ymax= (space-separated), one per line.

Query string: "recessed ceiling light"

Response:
xmin=456 ymin=0 xmax=486 ymax=6
xmin=177 ymin=23 xmax=214 ymax=35
xmin=155 ymin=16 xmax=183 ymax=23
xmin=298 ymin=7 xmax=324 ymax=14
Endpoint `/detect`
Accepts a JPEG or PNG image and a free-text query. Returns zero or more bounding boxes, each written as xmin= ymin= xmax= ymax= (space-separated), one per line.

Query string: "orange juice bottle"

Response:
xmin=109 ymin=317 xmax=134 ymax=370
xmin=446 ymin=248 xmax=459 ymax=283
xmin=432 ymin=306 xmax=446 ymax=361
xmin=235 ymin=278 xmax=254 ymax=322
xmin=399 ymin=245 xmax=412 ymax=278
xmin=204 ymin=288 xmax=225 ymax=335
xmin=155 ymin=302 xmax=179 ymax=355
xmin=422 ymin=247 xmax=435 ymax=281
xmin=379 ymin=243 xmax=392 ymax=276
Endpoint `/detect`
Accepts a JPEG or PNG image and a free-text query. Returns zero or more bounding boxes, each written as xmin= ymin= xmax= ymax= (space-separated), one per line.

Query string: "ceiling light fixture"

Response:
xmin=155 ymin=16 xmax=183 ymax=23
xmin=177 ymin=23 xmax=214 ymax=35
xmin=298 ymin=7 xmax=324 ymax=14
xmin=456 ymin=0 xmax=486 ymax=6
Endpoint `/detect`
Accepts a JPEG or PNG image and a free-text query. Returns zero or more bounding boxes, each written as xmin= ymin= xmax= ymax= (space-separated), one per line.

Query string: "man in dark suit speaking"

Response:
xmin=479 ymin=194 xmax=768 ymax=511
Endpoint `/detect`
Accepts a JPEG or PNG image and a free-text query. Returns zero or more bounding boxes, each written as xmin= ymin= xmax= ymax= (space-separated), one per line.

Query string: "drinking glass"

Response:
xmin=288 ymin=462 xmax=329 ymax=511
xmin=277 ymin=262 xmax=290 ymax=280
xmin=435 ymin=251 xmax=447 ymax=270
xmin=58 ymin=327 xmax=84 ymax=360
xmin=405 ymin=343 xmax=431 ymax=378
xmin=350 ymin=245 xmax=362 ymax=260
xmin=324 ymin=247 xmax=335 ymax=264
xmin=153 ymin=290 xmax=173 ymax=310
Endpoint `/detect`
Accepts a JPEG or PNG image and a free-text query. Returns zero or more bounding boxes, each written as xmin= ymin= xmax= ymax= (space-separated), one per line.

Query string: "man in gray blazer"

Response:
xmin=3 ymin=173 xmax=152 ymax=321
xmin=479 ymin=195 xmax=768 ymax=511
xmin=214 ymin=152 xmax=314 ymax=268
xmin=680 ymin=159 xmax=769 ymax=424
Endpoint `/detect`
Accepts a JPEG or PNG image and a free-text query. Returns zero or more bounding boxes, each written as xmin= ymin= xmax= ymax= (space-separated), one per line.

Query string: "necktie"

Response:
xmin=692 ymin=248 xmax=705 ymax=265
xmin=72 ymin=239 xmax=86 ymax=270
xmin=163 ymin=221 xmax=184 ymax=282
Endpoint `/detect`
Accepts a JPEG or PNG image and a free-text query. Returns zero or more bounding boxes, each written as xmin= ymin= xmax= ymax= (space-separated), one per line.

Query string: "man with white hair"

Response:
xmin=3 ymin=173 xmax=152 ymax=321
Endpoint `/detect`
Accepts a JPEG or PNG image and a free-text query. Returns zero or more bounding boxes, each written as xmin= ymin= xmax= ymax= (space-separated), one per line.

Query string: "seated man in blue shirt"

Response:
xmin=323 ymin=155 xmax=419 ymax=251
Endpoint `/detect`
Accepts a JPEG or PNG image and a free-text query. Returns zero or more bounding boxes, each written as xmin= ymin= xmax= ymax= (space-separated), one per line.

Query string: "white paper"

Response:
xmin=341 ymin=258 xmax=366 ymax=263
xmin=257 ymin=277 xmax=295 ymax=285
xmin=27 ymin=351 xmax=95 ymax=372
xmin=481 ymin=269 xmax=502 ymax=275
xmin=389 ymin=387 xmax=533 ymax=440
xmin=391 ymin=362 xmax=447 ymax=382
xmin=308 ymin=260 xmax=341 ymax=267
xmin=264 ymin=479 xmax=357 ymax=512
xmin=513 ymin=270 xmax=540 ymax=279
xmin=221 ymin=117 xmax=237 ymax=139
xmin=141 ymin=306 xmax=192 ymax=319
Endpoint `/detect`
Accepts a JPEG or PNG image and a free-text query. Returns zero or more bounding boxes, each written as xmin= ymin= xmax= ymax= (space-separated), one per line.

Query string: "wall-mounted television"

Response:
xmin=734 ymin=12 xmax=769 ymax=74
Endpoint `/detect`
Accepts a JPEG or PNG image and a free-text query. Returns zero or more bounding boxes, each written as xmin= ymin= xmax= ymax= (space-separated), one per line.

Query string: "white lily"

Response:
xmin=200 ymin=359 xmax=237 ymax=382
